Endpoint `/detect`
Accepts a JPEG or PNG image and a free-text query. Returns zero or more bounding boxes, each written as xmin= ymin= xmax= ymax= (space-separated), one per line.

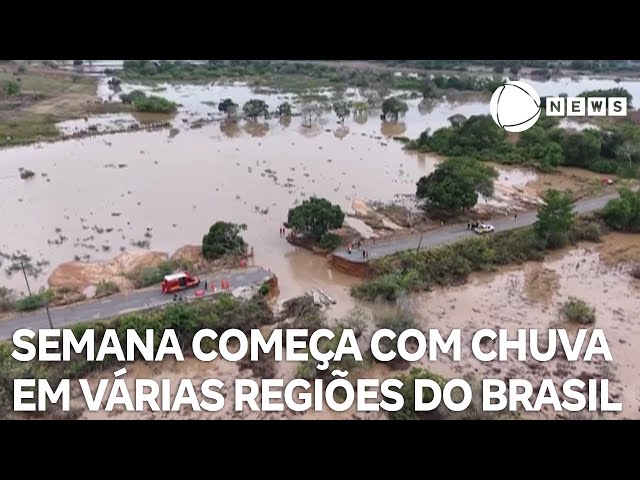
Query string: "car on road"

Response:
xmin=474 ymin=223 xmax=495 ymax=234
xmin=161 ymin=272 xmax=200 ymax=294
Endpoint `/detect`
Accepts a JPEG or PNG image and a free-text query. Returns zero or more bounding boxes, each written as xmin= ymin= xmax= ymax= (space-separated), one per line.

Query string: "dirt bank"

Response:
xmin=48 ymin=250 xmax=168 ymax=292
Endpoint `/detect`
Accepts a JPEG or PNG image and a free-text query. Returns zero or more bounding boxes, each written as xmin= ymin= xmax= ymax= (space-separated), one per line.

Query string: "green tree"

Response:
xmin=276 ymin=102 xmax=292 ymax=117
xmin=602 ymin=187 xmax=640 ymax=232
xmin=333 ymin=102 xmax=350 ymax=123
xmin=447 ymin=114 xmax=467 ymax=128
xmin=133 ymin=95 xmax=177 ymax=113
xmin=287 ymin=197 xmax=345 ymax=241
xmin=218 ymin=98 xmax=238 ymax=118
xmin=534 ymin=189 xmax=576 ymax=248
xmin=558 ymin=130 xmax=601 ymax=168
xmin=381 ymin=97 xmax=408 ymax=122
xmin=416 ymin=157 xmax=498 ymax=214
xmin=242 ymin=99 xmax=269 ymax=121
xmin=2 ymin=80 xmax=20 ymax=97
xmin=202 ymin=222 xmax=248 ymax=260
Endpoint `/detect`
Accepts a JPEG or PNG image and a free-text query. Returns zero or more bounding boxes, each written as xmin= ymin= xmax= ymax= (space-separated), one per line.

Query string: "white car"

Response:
xmin=474 ymin=224 xmax=495 ymax=234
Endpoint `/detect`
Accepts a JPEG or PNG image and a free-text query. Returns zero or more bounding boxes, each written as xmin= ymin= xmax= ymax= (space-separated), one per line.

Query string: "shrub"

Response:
xmin=0 ymin=287 xmax=16 ymax=313
xmin=127 ymin=261 xmax=175 ymax=288
xmin=572 ymin=221 xmax=603 ymax=242
xmin=95 ymin=280 xmax=120 ymax=298
xmin=603 ymin=188 xmax=640 ymax=232
xmin=15 ymin=291 xmax=53 ymax=312
xmin=2 ymin=80 xmax=20 ymax=96
xmin=318 ymin=232 xmax=341 ymax=251
xmin=133 ymin=95 xmax=177 ymax=113
xmin=390 ymin=368 xmax=449 ymax=420
xmin=258 ymin=284 xmax=270 ymax=296
xmin=629 ymin=264 xmax=640 ymax=279
xmin=561 ymin=297 xmax=596 ymax=324
xmin=120 ymin=90 xmax=147 ymax=104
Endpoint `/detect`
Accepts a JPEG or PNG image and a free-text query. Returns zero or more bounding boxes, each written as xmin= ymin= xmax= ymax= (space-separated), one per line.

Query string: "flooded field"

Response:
xmin=1 ymin=75 xmax=639 ymax=302
xmin=0 ymin=83 xmax=528 ymax=299
xmin=77 ymin=240 xmax=640 ymax=419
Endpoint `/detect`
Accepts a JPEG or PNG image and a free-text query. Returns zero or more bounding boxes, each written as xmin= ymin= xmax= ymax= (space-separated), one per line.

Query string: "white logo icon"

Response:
xmin=490 ymin=80 xmax=541 ymax=132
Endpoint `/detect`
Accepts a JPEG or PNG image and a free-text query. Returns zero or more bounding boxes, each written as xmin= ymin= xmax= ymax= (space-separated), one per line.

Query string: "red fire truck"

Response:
xmin=161 ymin=272 xmax=200 ymax=294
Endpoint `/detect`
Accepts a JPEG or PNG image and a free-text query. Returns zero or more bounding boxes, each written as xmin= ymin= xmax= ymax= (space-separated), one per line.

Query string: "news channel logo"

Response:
xmin=489 ymin=80 xmax=628 ymax=132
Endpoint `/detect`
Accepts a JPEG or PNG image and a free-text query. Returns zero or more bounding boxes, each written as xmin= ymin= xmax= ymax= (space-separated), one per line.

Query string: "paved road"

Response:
xmin=0 ymin=266 xmax=274 ymax=340
xmin=334 ymin=191 xmax=622 ymax=263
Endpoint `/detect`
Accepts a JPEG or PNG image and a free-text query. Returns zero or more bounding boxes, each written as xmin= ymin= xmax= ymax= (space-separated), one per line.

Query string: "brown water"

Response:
xmin=0 ymin=83 xmax=535 ymax=300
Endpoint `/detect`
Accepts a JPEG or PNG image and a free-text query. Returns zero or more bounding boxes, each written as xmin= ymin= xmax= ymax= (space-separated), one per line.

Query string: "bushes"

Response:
xmin=14 ymin=291 xmax=54 ymax=312
xmin=0 ymin=294 xmax=275 ymax=417
xmin=354 ymin=229 xmax=545 ymax=302
xmin=95 ymin=280 xmax=120 ymax=298
xmin=318 ymin=232 xmax=342 ymax=251
xmin=133 ymin=95 xmax=177 ymax=113
xmin=2 ymin=80 xmax=20 ymax=97
xmin=120 ymin=90 xmax=147 ymax=104
xmin=389 ymin=368 xmax=448 ymax=420
xmin=571 ymin=218 xmax=604 ymax=242
xmin=127 ymin=261 xmax=175 ymax=288
xmin=202 ymin=222 xmax=247 ymax=260
xmin=603 ymin=187 xmax=640 ymax=232
xmin=561 ymin=297 xmax=596 ymax=324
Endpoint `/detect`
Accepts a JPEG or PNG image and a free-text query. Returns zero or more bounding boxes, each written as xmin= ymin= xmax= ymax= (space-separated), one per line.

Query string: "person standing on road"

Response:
xmin=204 ymin=280 xmax=208 ymax=291
xmin=514 ymin=213 xmax=518 ymax=220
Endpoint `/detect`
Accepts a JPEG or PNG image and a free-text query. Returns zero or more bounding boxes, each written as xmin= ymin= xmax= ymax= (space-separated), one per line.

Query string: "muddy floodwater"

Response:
xmin=76 ymin=241 xmax=640 ymax=419
xmin=2 ymin=76 xmax=640 ymax=302
xmin=0 ymin=83 xmax=525 ymax=300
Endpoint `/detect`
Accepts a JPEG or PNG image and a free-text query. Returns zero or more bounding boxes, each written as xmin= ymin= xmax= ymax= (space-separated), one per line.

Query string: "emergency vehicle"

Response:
xmin=161 ymin=272 xmax=200 ymax=294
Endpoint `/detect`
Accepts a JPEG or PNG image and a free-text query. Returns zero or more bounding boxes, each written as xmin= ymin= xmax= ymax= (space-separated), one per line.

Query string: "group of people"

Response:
xmin=347 ymin=238 xmax=370 ymax=259
xmin=467 ymin=220 xmax=480 ymax=230
xmin=279 ymin=226 xmax=287 ymax=237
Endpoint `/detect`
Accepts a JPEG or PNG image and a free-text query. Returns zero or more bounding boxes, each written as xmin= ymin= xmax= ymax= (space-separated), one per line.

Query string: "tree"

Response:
xmin=534 ymin=189 xmax=576 ymax=248
xmin=381 ymin=97 xmax=408 ymax=122
xmin=557 ymin=130 xmax=601 ymax=168
xmin=287 ymin=197 xmax=345 ymax=241
xmin=603 ymin=187 xmax=640 ymax=232
xmin=202 ymin=222 xmax=247 ymax=260
xmin=301 ymin=103 xmax=322 ymax=127
xmin=242 ymin=99 xmax=269 ymax=121
xmin=616 ymin=141 xmax=640 ymax=168
xmin=276 ymin=102 xmax=292 ymax=118
xmin=416 ymin=157 xmax=498 ymax=215
xmin=218 ymin=98 xmax=238 ymax=118
xmin=2 ymin=80 xmax=20 ymax=97
xmin=447 ymin=114 xmax=467 ymax=128
xmin=421 ymin=81 xmax=437 ymax=99
xmin=333 ymin=102 xmax=350 ymax=124
xmin=120 ymin=90 xmax=146 ymax=104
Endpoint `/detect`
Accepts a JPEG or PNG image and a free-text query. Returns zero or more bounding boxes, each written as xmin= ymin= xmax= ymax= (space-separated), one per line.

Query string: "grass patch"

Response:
xmin=561 ymin=297 xmax=596 ymax=324
xmin=95 ymin=280 xmax=120 ymax=298
xmin=14 ymin=291 xmax=54 ymax=311
xmin=126 ymin=261 xmax=175 ymax=289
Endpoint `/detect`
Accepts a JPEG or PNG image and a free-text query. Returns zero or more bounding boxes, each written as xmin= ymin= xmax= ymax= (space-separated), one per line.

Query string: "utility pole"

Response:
xmin=20 ymin=259 xmax=32 ymax=296
xmin=416 ymin=233 xmax=423 ymax=253
xmin=44 ymin=302 xmax=53 ymax=328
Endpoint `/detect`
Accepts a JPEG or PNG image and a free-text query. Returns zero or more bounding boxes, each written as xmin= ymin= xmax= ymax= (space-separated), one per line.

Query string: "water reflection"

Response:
xmin=243 ymin=121 xmax=270 ymax=137
xmin=278 ymin=116 xmax=292 ymax=129
xmin=333 ymin=126 xmax=350 ymax=140
xmin=353 ymin=112 xmax=368 ymax=124
xmin=220 ymin=119 xmax=242 ymax=138
xmin=381 ymin=121 xmax=407 ymax=138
